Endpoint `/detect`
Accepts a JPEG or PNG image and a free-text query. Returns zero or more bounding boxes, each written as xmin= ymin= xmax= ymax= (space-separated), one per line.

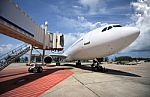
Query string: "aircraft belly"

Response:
xmin=72 ymin=44 xmax=108 ymax=60
xmin=73 ymin=35 xmax=136 ymax=60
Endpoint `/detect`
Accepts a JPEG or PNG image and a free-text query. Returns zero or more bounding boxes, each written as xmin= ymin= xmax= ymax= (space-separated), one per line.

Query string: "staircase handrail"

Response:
xmin=0 ymin=43 xmax=29 ymax=60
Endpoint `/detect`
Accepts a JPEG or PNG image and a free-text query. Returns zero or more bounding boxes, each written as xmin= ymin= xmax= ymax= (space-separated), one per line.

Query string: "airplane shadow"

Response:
xmin=0 ymin=72 xmax=28 ymax=78
xmin=104 ymin=69 xmax=141 ymax=77
xmin=0 ymin=67 xmax=73 ymax=95
xmin=64 ymin=63 xmax=141 ymax=77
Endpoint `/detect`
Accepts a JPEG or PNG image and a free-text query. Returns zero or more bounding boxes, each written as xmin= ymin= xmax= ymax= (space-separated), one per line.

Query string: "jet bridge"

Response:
xmin=0 ymin=0 xmax=64 ymax=50
xmin=0 ymin=0 xmax=64 ymax=71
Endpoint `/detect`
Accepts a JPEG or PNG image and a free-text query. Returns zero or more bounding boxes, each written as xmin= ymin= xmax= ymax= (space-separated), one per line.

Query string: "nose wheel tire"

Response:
xmin=37 ymin=67 xmax=43 ymax=73
xmin=28 ymin=67 xmax=43 ymax=73
xmin=28 ymin=67 xmax=33 ymax=73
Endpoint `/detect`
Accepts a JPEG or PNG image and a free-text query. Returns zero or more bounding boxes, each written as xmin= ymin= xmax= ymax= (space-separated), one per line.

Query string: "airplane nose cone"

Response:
xmin=125 ymin=27 xmax=140 ymax=39
xmin=120 ymin=27 xmax=140 ymax=46
xmin=130 ymin=27 xmax=140 ymax=36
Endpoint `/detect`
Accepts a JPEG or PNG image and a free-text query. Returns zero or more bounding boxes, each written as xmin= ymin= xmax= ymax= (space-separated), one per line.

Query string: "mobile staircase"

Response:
xmin=0 ymin=44 xmax=30 ymax=71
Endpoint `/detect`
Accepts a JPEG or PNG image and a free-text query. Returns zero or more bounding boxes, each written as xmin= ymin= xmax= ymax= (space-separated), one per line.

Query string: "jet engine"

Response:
xmin=44 ymin=56 xmax=52 ymax=63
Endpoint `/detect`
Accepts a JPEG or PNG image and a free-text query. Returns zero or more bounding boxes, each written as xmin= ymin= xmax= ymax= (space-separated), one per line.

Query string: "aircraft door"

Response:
xmin=83 ymin=32 xmax=91 ymax=46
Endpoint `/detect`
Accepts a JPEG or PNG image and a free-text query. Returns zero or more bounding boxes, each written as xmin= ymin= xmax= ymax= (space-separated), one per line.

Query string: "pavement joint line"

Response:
xmin=72 ymin=75 xmax=101 ymax=97
xmin=46 ymin=87 xmax=65 ymax=94
xmin=44 ymin=84 xmax=82 ymax=95
xmin=84 ymin=84 xmax=101 ymax=97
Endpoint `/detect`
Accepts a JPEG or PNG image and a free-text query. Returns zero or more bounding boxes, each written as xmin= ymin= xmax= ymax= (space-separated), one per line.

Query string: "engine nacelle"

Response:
xmin=44 ymin=56 xmax=52 ymax=63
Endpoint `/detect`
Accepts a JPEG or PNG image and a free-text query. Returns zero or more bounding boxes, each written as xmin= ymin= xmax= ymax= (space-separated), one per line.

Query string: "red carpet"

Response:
xmin=1 ymin=70 xmax=73 ymax=97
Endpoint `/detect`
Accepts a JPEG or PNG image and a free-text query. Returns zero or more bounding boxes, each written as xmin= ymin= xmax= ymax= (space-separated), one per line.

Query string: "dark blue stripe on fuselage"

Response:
xmin=0 ymin=16 xmax=34 ymax=37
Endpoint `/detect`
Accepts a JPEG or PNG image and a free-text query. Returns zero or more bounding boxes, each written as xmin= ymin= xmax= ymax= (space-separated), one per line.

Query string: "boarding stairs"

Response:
xmin=0 ymin=44 xmax=30 ymax=71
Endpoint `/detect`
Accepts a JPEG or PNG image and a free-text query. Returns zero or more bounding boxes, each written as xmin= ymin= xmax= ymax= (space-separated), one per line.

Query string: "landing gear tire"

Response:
xmin=28 ymin=67 xmax=33 ymax=73
xmin=96 ymin=66 xmax=106 ymax=72
xmin=96 ymin=65 xmax=103 ymax=72
xmin=92 ymin=60 xmax=106 ymax=72
xmin=56 ymin=62 xmax=60 ymax=66
xmin=28 ymin=67 xmax=43 ymax=73
xmin=56 ymin=58 xmax=61 ymax=66
xmin=33 ymin=67 xmax=37 ymax=73
xmin=91 ymin=63 xmax=94 ymax=69
xmin=76 ymin=60 xmax=81 ymax=67
xmin=37 ymin=67 xmax=43 ymax=73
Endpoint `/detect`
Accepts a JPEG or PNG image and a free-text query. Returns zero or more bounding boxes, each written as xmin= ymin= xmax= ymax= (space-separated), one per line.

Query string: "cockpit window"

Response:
xmin=102 ymin=25 xmax=122 ymax=32
xmin=108 ymin=26 xmax=112 ymax=30
xmin=102 ymin=27 xmax=107 ymax=32
xmin=113 ymin=25 xmax=122 ymax=27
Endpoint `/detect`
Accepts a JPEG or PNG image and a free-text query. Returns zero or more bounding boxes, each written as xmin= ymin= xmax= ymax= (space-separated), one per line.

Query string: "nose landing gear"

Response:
xmin=28 ymin=63 xmax=43 ymax=73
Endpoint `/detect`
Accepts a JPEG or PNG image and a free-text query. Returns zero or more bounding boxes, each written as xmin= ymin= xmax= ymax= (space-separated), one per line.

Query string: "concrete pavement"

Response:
xmin=40 ymin=62 xmax=150 ymax=97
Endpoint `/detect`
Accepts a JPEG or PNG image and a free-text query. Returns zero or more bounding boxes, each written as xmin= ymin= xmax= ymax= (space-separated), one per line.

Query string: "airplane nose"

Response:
xmin=130 ymin=27 xmax=140 ymax=36
xmin=125 ymin=27 xmax=140 ymax=39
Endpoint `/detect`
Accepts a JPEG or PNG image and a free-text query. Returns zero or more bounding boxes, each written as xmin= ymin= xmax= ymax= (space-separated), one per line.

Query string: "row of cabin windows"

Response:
xmin=102 ymin=25 xmax=122 ymax=32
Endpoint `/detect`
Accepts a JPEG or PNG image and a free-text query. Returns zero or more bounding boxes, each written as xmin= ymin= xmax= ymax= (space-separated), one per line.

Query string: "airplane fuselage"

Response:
xmin=65 ymin=24 xmax=140 ymax=61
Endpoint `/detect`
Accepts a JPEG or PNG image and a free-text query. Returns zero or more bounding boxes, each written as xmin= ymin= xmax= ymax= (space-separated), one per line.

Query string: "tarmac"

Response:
xmin=0 ymin=62 xmax=150 ymax=97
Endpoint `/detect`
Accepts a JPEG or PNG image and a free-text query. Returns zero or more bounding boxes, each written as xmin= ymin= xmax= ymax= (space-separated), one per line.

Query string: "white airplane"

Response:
xmin=29 ymin=24 xmax=140 ymax=72
xmin=64 ymin=24 xmax=140 ymax=61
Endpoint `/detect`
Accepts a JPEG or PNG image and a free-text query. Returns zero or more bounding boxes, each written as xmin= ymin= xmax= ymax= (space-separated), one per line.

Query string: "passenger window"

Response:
xmin=108 ymin=26 xmax=112 ymax=30
xmin=102 ymin=27 xmax=107 ymax=32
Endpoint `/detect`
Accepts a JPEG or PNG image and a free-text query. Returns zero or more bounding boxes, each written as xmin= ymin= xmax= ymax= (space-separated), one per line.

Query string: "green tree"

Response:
xmin=115 ymin=56 xmax=132 ymax=61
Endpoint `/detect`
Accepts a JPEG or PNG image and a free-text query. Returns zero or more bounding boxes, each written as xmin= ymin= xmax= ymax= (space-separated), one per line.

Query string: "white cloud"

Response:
xmin=58 ymin=16 xmax=107 ymax=50
xmin=79 ymin=0 xmax=99 ymax=9
xmin=0 ymin=43 xmax=22 ymax=55
xmin=78 ymin=0 xmax=107 ymax=15
xmin=58 ymin=16 xmax=107 ymax=32
xmin=123 ymin=0 xmax=150 ymax=52
xmin=63 ymin=0 xmax=150 ymax=58
xmin=64 ymin=32 xmax=85 ymax=50
xmin=77 ymin=16 xmax=103 ymax=30
xmin=54 ymin=16 xmax=107 ymax=52
xmin=57 ymin=0 xmax=150 ymax=56
xmin=0 ymin=44 xmax=14 ymax=54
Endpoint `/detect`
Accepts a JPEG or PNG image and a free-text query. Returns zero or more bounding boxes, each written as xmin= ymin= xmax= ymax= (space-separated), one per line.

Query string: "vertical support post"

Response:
xmin=33 ymin=55 xmax=36 ymax=63
xmin=28 ymin=45 xmax=33 ymax=65
xmin=42 ymin=21 xmax=48 ymax=65
xmin=42 ymin=50 xmax=45 ymax=65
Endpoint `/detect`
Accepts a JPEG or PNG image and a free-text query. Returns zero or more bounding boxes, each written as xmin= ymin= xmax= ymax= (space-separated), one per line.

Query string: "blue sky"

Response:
xmin=14 ymin=0 xmax=135 ymax=33
xmin=0 ymin=0 xmax=150 ymax=58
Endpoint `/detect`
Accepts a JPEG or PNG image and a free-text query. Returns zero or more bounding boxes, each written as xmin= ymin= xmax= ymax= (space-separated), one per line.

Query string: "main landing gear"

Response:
xmin=56 ymin=57 xmax=61 ymax=66
xmin=76 ymin=60 xmax=81 ymax=66
xmin=91 ymin=59 xmax=106 ymax=72
xmin=28 ymin=63 xmax=43 ymax=73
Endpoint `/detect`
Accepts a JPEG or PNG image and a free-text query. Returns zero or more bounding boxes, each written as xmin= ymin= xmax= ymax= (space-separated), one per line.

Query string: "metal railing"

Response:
xmin=0 ymin=44 xmax=30 ymax=71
